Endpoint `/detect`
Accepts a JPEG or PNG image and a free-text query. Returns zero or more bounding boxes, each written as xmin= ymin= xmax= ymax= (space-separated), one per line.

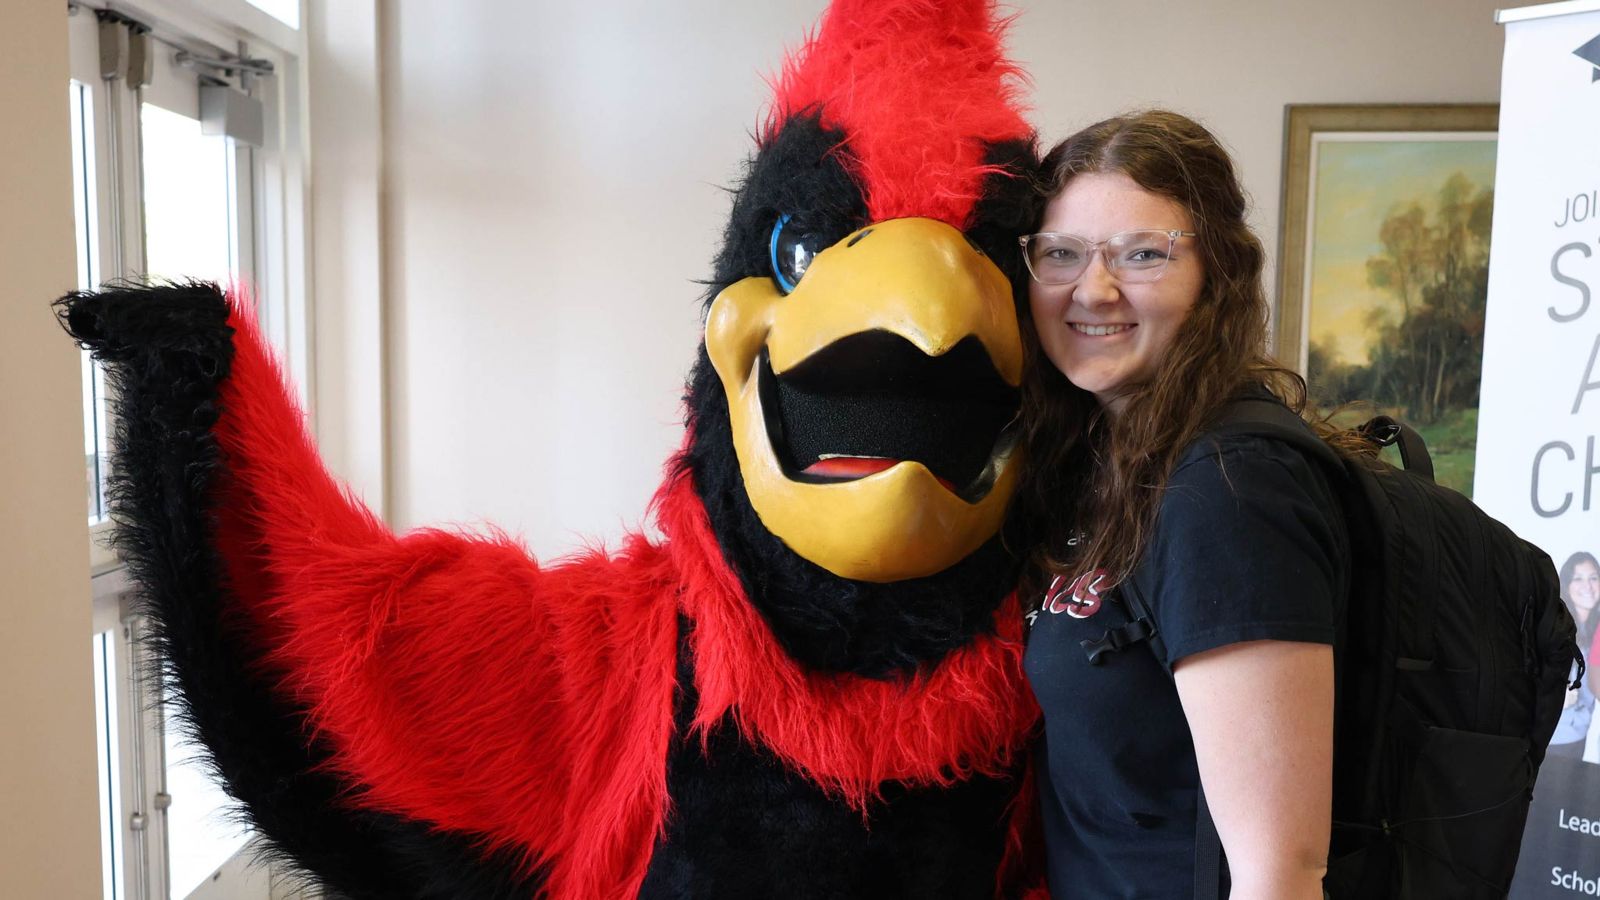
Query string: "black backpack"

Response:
xmin=1109 ymin=396 xmax=1582 ymax=899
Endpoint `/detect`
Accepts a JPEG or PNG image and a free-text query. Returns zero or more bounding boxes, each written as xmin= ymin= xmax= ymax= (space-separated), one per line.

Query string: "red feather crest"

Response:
xmin=763 ymin=0 xmax=1032 ymax=228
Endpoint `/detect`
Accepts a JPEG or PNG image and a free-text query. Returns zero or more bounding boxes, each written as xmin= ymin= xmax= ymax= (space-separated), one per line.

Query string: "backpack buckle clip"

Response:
xmin=1358 ymin=416 xmax=1402 ymax=447
xmin=1081 ymin=617 xmax=1156 ymax=665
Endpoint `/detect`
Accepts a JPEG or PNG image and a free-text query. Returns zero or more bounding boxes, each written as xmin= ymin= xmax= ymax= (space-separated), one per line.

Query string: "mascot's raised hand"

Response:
xmin=59 ymin=1 xmax=1047 ymax=897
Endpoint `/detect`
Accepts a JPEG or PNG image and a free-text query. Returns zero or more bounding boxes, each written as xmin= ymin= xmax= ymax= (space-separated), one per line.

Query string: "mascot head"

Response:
xmin=682 ymin=0 xmax=1037 ymax=676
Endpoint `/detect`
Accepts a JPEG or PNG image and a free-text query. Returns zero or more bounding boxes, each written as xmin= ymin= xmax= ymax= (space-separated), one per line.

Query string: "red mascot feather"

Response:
xmin=59 ymin=1 xmax=1048 ymax=897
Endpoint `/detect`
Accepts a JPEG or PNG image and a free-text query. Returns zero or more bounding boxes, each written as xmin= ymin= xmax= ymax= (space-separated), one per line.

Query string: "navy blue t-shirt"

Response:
xmin=1023 ymin=431 xmax=1347 ymax=899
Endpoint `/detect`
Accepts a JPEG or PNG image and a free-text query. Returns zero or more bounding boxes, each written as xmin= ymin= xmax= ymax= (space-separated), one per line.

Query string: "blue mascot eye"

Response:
xmin=769 ymin=214 xmax=826 ymax=294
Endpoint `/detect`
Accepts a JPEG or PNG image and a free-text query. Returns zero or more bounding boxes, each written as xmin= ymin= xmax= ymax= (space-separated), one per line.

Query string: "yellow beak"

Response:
xmin=705 ymin=217 xmax=1023 ymax=583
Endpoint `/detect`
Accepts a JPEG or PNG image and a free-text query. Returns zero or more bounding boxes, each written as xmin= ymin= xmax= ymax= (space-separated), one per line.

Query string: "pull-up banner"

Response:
xmin=1478 ymin=1 xmax=1600 ymax=895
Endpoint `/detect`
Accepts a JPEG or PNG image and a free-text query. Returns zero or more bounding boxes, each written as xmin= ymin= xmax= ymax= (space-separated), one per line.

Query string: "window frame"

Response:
xmin=68 ymin=2 xmax=314 ymax=897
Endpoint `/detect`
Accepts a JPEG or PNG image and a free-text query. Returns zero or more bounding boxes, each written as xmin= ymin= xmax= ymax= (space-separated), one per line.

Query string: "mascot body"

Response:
xmin=61 ymin=1 xmax=1045 ymax=897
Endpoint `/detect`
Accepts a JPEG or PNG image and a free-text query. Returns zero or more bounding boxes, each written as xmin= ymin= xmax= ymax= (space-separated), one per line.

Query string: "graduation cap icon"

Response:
xmin=1578 ymin=33 xmax=1600 ymax=82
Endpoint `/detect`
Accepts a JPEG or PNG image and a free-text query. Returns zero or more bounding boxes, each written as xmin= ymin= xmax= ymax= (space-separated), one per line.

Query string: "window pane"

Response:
xmin=70 ymin=81 xmax=109 ymax=523
xmin=93 ymin=631 xmax=123 ymax=900
xmin=141 ymin=101 xmax=250 ymax=899
xmin=141 ymin=103 xmax=236 ymax=286
xmin=165 ymin=725 xmax=254 ymax=898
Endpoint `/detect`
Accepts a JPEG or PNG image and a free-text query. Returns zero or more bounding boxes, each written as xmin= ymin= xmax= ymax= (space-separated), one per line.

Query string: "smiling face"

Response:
xmin=1027 ymin=172 xmax=1204 ymax=414
xmin=1570 ymin=560 xmax=1600 ymax=616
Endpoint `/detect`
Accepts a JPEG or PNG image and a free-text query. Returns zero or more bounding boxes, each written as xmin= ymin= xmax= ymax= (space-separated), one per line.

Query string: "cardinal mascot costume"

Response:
xmin=58 ymin=1 xmax=1049 ymax=896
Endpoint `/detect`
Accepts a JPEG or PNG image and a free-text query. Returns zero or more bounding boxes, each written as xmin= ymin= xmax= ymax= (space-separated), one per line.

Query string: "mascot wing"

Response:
xmin=59 ymin=283 xmax=678 ymax=898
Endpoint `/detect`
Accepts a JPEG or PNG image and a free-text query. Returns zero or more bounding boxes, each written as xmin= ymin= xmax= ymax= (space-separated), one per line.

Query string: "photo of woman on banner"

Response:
xmin=1550 ymin=550 xmax=1600 ymax=761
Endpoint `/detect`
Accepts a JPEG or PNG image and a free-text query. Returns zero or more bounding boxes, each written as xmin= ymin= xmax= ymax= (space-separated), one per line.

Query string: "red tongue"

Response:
xmin=802 ymin=457 xmax=899 ymax=479
xmin=801 ymin=457 xmax=960 ymax=494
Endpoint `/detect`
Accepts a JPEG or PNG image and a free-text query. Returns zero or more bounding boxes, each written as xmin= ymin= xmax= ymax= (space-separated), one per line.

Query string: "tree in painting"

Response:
xmin=1307 ymin=172 xmax=1493 ymax=492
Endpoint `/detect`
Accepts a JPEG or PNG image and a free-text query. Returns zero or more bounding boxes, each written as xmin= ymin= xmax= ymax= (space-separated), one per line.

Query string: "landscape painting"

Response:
xmin=1277 ymin=105 xmax=1498 ymax=494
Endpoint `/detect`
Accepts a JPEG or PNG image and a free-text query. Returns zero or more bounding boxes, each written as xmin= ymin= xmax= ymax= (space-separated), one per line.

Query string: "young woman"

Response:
xmin=1549 ymin=550 xmax=1600 ymax=759
xmin=1016 ymin=110 xmax=1345 ymax=900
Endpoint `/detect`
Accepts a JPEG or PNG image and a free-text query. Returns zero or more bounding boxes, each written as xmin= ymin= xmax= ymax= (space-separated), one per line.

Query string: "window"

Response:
xmin=140 ymin=103 xmax=238 ymax=285
xmin=69 ymin=78 xmax=112 ymax=526
xmin=91 ymin=627 xmax=124 ymax=900
xmin=68 ymin=2 xmax=312 ymax=897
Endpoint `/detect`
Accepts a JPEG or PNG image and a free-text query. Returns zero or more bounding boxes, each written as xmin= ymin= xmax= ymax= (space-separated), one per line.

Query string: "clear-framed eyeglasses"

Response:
xmin=1018 ymin=229 xmax=1197 ymax=285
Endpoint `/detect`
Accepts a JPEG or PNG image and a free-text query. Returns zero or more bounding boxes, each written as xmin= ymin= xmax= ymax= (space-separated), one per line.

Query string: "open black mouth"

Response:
xmin=758 ymin=331 xmax=1021 ymax=503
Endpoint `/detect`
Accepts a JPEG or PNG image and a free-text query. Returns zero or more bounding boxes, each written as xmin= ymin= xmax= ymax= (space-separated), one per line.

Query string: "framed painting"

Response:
xmin=1275 ymin=103 xmax=1499 ymax=494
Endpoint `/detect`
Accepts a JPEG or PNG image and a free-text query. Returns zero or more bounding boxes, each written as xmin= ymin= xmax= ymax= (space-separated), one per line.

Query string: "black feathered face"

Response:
xmin=683 ymin=113 xmax=1040 ymax=676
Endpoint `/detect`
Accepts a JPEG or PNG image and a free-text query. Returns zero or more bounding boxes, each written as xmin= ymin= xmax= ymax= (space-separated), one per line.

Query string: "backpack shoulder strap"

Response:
xmin=1217 ymin=397 xmax=1440 ymax=484
xmin=1208 ymin=396 xmax=1345 ymax=473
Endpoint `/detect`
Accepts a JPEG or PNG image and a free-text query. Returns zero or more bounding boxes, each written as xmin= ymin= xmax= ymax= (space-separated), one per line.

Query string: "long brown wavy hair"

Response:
xmin=1016 ymin=109 xmax=1310 ymax=598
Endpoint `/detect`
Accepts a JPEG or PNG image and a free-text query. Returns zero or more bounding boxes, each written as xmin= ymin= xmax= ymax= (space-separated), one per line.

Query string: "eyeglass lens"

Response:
xmin=1025 ymin=231 xmax=1178 ymax=284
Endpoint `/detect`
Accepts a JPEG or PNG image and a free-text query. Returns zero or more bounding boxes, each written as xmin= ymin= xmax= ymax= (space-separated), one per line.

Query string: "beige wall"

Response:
xmin=1012 ymin=0 xmax=1509 ymax=319
xmin=375 ymin=2 xmax=826 ymax=544
xmin=357 ymin=0 xmax=1507 ymax=553
xmin=309 ymin=0 xmax=388 ymax=518
xmin=0 ymin=0 xmax=104 ymax=895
